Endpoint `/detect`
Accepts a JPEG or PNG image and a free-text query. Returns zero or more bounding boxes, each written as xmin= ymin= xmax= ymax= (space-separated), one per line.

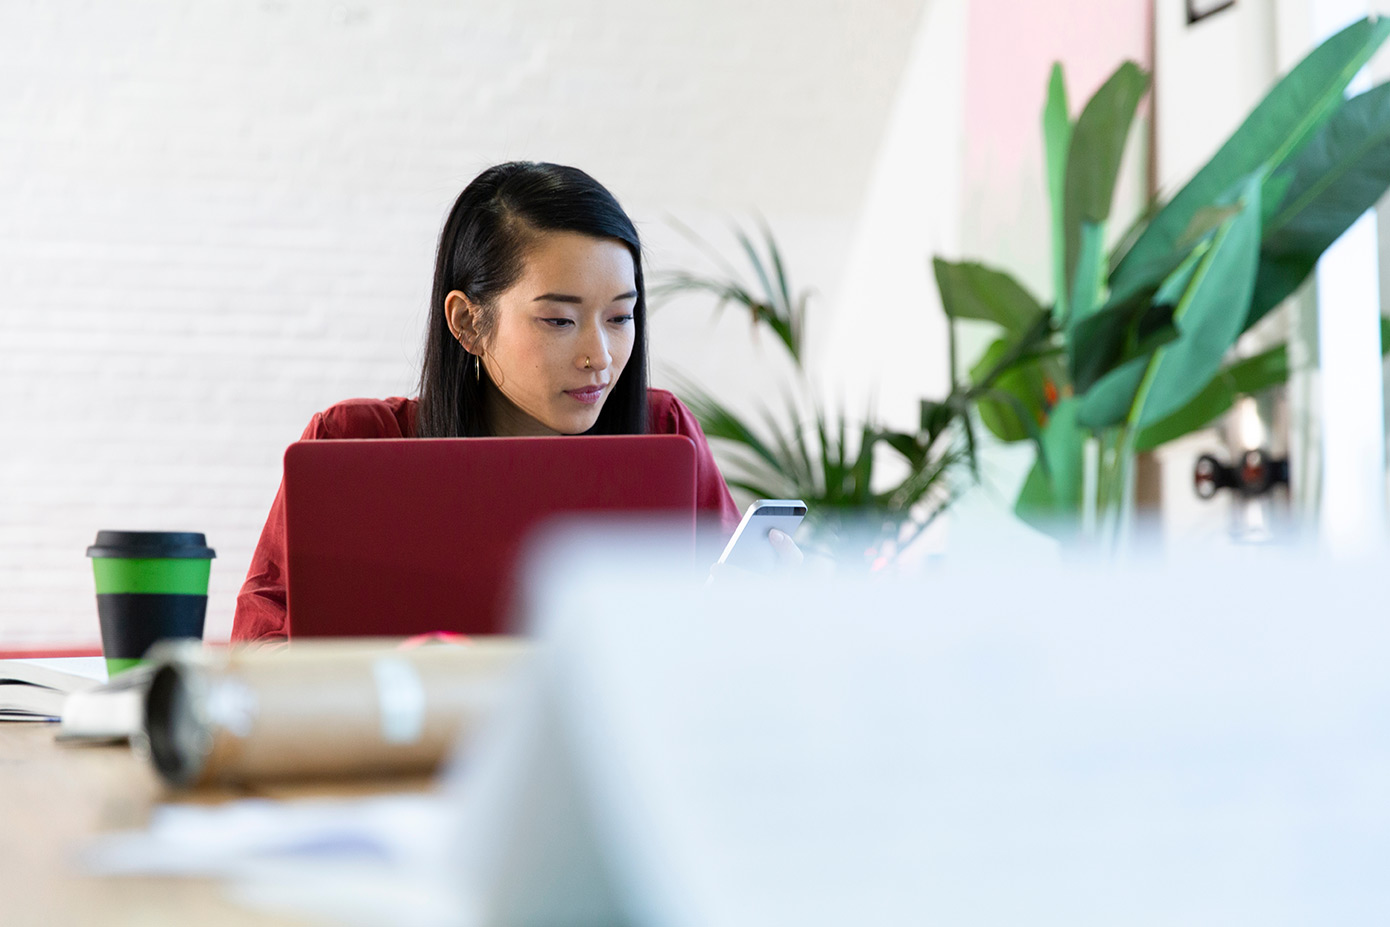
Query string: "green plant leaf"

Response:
xmin=1131 ymin=317 xmax=1390 ymax=450
xmin=1133 ymin=175 xmax=1263 ymax=428
xmin=1068 ymin=220 xmax=1108 ymax=324
xmin=1106 ymin=195 xmax=1162 ymax=277
xmin=1132 ymin=344 xmax=1289 ymax=450
xmin=1153 ymin=244 xmax=1205 ymax=304
xmin=1015 ymin=397 xmax=1085 ymax=532
xmin=848 ymin=418 xmax=877 ymax=505
xmin=757 ymin=399 xmax=811 ymax=489
xmin=886 ymin=441 xmax=963 ymax=519
xmin=658 ymin=221 xmax=810 ymax=369
xmin=1247 ymin=80 xmax=1390 ymax=327
xmin=1068 ymin=279 xmax=1174 ymax=393
xmin=1259 ymin=169 xmax=1297 ymax=226
xmin=933 ymin=259 xmax=1046 ymax=336
xmin=1111 ymin=16 xmax=1390 ymax=299
xmin=919 ymin=398 xmax=956 ymax=443
xmin=732 ymin=224 xmax=804 ymax=364
xmin=670 ymin=374 xmax=789 ymax=480
xmin=780 ymin=391 xmax=816 ymax=491
xmin=980 ymin=386 xmax=1050 ymax=447
xmin=1063 ymin=61 xmax=1149 ymax=306
xmin=1177 ymin=203 xmax=1243 ymax=249
xmin=881 ymin=430 xmax=929 ymax=470
xmin=1044 ymin=63 xmax=1073 ymax=323
xmin=1077 ymin=354 xmax=1149 ymax=428
xmin=1070 ymin=309 xmax=1182 ymax=428
xmin=815 ymin=411 xmax=840 ymax=500
xmin=970 ymin=337 xmax=1047 ymax=442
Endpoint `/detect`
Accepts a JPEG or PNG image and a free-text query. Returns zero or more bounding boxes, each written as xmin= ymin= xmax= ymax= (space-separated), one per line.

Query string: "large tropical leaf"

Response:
xmin=970 ymin=337 xmax=1048 ymax=442
xmin=1131 ymin=316 xmax=1390 ymax=450
xmin=1068 ymin=247 xmax=1199 ymax=427
xmin=1063 ymin=61 xmax=1149 ymax=314
xmin=1077 ymin=354 xmax=1149 ymax=429
xmin=1068 ymin=220 xmax=1107 ymax=324
xmin=933 ymin=259 xmax=1045 ymax=336
xmin=1069 ymin=280 xmax=1175 ymax=394
xmin=1132 ymin=344 xmax=1288 ymax=451
xmin=1043 ymin=63 xmax=1073 ymax=324
xmin=1110 ymin=16 xmax=1390 ymax=298
xmin=1106 ymin=194 xmax=1162 ymax=277
xmin=1015 ymin=397 xmax=1085 ymax=532
xmin=1247 ymin=80 xmax=1390 ymax=327
xmin=1132 ymin=175 xmax=1263 ymax=428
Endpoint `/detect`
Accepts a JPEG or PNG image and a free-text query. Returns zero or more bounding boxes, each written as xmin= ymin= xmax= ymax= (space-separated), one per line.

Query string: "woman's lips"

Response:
xmin=565 ymin=385 xmax=606 ymax=405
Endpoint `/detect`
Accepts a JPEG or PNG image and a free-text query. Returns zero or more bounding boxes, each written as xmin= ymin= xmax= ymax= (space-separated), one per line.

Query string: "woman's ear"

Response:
xmin=445 ymin=290 xmax=484 ymax=355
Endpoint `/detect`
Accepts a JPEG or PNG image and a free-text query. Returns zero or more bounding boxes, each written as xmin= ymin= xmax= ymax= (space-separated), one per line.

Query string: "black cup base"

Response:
xmin=97 ymin=593 xmax=207 ymax=661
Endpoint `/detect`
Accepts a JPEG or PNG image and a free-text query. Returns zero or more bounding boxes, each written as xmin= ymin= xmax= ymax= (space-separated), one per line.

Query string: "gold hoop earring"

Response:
xmin=459 ymin=338 xmax=481 ymax=381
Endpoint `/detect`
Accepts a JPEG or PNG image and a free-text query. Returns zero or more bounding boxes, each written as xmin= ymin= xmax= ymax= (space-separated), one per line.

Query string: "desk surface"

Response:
xmin=1 ymin=723 xmax=427 ymax=926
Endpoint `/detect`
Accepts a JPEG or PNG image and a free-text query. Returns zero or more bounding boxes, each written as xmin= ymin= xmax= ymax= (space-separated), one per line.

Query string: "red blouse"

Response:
xmin=231 ymin=389 xmax=740 ymax=642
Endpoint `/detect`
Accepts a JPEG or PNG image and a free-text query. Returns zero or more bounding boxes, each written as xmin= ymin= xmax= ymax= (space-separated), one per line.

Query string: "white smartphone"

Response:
xmin=716 ymin=499 xmax=808 ymax=573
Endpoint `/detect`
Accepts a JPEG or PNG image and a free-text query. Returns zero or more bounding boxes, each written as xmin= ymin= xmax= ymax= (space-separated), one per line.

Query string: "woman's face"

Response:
xmin=465 ymin=230 xmax=638 ymax=436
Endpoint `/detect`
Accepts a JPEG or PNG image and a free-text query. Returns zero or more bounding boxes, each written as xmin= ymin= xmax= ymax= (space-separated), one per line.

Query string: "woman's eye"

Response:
xmin=609 ymin=314 xmax=635 ymax=325
xmin=541 ymin=318 xmax=574 ymax=328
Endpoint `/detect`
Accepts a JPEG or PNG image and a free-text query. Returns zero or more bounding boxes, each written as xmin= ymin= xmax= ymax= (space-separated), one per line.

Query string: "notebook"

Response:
xmin=0 ymin=660 xmax=101 ymax=721
xmin=282 ymin=434 xmax=698 ymax=638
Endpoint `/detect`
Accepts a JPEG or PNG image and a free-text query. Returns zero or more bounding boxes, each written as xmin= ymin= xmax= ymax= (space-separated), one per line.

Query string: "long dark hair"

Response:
xmin=415 ymin=162 xmax=650 ymax=437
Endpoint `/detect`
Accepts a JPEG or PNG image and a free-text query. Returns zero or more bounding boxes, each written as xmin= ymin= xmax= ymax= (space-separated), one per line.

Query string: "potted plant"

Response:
xmin=932 ymin=16 xmax=1390 ymax=540
xmin=655 ymin=226 xmax=969 ymax=566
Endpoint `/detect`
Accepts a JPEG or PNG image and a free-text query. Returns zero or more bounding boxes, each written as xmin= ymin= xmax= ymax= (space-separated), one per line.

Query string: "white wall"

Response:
xmin=827 ymin=0 xmax=967 ymax=429
xmin=0 ymin=0 xmax=926 ymax=645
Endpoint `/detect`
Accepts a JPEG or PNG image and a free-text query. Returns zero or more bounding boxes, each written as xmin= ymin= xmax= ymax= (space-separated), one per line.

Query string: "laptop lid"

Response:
xmin=283 ymin=434 xmax=697 ymax=638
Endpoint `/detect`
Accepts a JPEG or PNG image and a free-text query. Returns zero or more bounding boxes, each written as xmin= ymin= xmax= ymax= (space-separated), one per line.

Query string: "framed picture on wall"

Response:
xmin=1187 ymin=0 xmax=1235 ymax=24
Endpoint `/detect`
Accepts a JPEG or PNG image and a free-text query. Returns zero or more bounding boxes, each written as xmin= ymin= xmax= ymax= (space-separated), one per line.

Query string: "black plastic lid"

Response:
xmin=86 ymin=530 xmax=217 ymax=560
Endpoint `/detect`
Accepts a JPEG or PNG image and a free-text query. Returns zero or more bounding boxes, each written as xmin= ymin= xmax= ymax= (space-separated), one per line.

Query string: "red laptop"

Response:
xmin=282 ymin=435 xmax=697 ymax=638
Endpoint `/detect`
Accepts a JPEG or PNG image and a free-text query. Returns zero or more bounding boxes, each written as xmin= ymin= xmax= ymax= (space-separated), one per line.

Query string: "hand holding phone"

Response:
xmin=715 ymin=499 xmax=808 ymax=573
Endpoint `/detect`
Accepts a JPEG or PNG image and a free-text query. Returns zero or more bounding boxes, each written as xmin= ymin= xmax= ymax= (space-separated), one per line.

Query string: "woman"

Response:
xmin=233 ymin=162 xmax=754 ymax=643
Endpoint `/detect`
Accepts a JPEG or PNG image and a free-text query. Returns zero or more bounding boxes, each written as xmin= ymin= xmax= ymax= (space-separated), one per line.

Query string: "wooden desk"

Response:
xmin=0 ymin=724 xmax=426 ymax=926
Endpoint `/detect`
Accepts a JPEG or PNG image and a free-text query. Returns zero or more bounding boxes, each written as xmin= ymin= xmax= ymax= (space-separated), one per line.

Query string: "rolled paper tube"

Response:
xmin=143 ymin=638 xmax=528 ymax=787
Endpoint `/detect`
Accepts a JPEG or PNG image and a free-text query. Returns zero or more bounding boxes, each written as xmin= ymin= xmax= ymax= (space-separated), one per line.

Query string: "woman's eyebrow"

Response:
xmin=531 ymin=290 xmax=638 ymax=304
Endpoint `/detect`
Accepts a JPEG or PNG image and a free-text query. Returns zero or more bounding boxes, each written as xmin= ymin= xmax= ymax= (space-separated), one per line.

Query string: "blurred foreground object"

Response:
xmin=445 ymin=531 xmax=1390 ymax=925
xmin=145 ymin=638 xmax=527 ymax=787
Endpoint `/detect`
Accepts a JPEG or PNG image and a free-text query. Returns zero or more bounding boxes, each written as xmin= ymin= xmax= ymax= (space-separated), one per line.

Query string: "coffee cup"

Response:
xmin=86 ymin=531 xmax=216 ymax=676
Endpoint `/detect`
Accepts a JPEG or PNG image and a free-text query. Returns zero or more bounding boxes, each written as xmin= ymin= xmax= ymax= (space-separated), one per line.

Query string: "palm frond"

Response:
xmin=662 ymin=219 xmax=972 ymax=564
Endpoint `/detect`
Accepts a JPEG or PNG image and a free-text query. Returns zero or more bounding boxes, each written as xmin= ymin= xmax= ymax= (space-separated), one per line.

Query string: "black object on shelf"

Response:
xmin=1187 ymin=0 xmax=1236 ymax=26
xmin=1194 ymin=449 xmax=1288 ymax=500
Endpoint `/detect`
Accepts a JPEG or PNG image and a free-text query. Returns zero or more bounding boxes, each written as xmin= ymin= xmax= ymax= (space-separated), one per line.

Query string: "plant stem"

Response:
xmin=1082 ymin=437 xmax=1099 ymax=538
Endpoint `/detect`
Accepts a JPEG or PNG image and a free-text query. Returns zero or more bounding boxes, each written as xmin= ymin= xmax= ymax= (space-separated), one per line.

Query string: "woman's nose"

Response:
xmin=579 ymin=329 xmax=612 ymax=371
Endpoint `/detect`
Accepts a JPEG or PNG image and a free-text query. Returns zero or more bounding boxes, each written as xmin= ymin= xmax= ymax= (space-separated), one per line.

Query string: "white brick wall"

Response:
xmin=0 ymin=0 xmax=926 ymax=644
